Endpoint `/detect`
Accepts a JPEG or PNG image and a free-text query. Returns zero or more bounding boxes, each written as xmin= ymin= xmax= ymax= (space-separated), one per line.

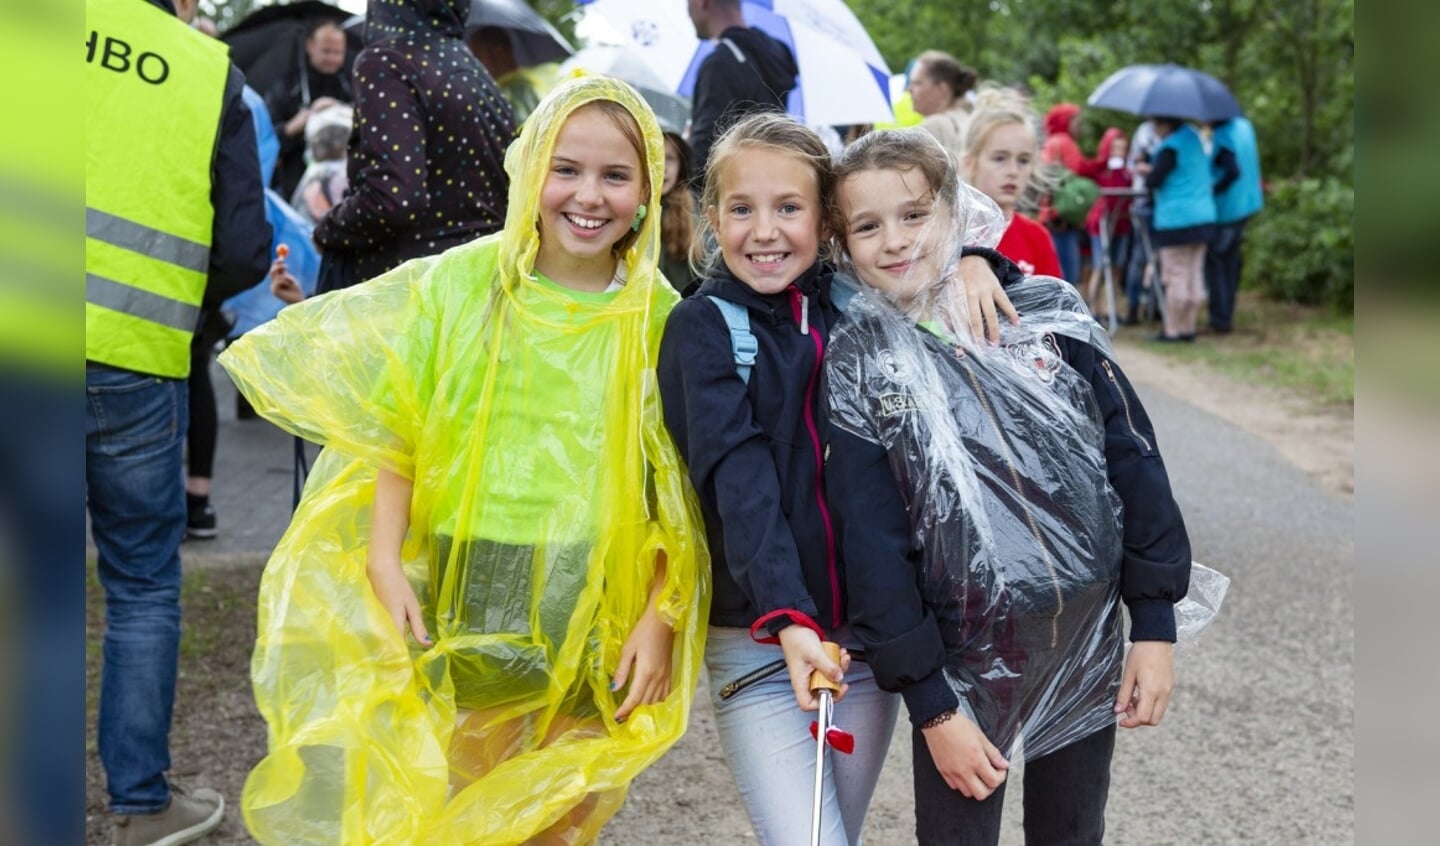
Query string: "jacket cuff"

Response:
xmin=900 ymin=670 xmax=960 ymax=728
xmin=1126 ymin=598 xmax=1178 ymax=642
xmin=762 ymin=597 xmax=821 ymax=638
xmin=960 ymin=245 xmax=1026 ymax=288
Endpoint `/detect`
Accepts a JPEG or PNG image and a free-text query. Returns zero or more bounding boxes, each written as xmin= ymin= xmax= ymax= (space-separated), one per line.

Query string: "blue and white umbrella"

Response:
xmin=576 ymin=0 xmax=892 ymax=126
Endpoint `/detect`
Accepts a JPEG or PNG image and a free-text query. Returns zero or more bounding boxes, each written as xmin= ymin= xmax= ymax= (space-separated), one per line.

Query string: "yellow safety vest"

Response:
xmin=85 ymin=0 xmax=229 ymax=378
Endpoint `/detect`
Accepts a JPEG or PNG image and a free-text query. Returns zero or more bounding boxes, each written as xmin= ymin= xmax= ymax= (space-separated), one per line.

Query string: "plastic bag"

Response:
xmin=219 ymin=76 xmax=709 ymax=845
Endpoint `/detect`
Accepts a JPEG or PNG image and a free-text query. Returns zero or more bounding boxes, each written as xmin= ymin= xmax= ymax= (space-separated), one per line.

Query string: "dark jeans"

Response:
xmin=913 ymin=722 xmax=1116 ymax=846
xmin=1125 ymin=209 xmax=1154 ymax=314
xmin=1050 ymin=227 xmax=1082 ymax=284
xmin=1 ymin=370 xmax=84 ymax=843
xmin=86 ymin=364 xmax=188 ymax=813
xmin=1205 ymin=219 xmax=1248 ymax=331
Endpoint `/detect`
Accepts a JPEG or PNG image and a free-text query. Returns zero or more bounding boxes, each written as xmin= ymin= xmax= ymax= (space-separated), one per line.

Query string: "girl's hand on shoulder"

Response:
xmin=612 ymin=603 xmax=674 ymax=723
xmin=1116 ymin=640 xmax=1174 ymax=728
xmin=778 ymin=624 xmax=847 ymax=712
xmin=365 ymin=557 xmax=431 ymax=647
xmin=957 ymin=254 xmax=1019 ymax=343
xmin=922 ymin=711 xmax=1010 ymax=800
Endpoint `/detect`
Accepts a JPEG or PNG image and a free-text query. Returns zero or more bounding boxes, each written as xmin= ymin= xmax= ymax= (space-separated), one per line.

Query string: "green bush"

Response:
xmin=1244 ymin=176 xmax=1353 ymax=312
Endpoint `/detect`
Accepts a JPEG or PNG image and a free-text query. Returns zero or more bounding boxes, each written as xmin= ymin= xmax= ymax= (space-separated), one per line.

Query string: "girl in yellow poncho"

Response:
xmin=218 ymin=76 xmax=710 ymax=845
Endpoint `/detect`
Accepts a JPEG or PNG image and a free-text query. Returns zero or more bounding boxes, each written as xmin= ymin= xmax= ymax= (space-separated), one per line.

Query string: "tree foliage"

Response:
xmin=848 ymin=0 xmax=1353 ymax=308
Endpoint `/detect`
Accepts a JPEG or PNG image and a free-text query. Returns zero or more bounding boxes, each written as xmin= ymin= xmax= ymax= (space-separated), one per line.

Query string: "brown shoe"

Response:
xmin=112 ymin=784 xmax=224 ymax=846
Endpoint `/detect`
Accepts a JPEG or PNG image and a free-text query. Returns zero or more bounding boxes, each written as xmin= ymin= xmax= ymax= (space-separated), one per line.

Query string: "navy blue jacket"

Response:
xmin=827 ymin=306 xmax=1191 ymax=726
xmin=658 ymin=262 xmax=844 ymax=633
xmin=145 ymin=0 xmax=272 ymax=311
xmin=688 ymin=26 xmax=798 ymax=183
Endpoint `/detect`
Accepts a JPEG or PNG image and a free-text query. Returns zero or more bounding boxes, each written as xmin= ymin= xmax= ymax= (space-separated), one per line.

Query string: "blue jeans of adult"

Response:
xmin=1205 ymin=218 xmax=1248 ymax=332
xmin=1049 ymin=226 xmax=1082 ymax=285
xmin=86 ymin=363 xmax=188 ymax=814
xmin=707 ymin=625 xmax=901 ymax=845
xmin=913 ymin=721 xmax=1116 ymax=845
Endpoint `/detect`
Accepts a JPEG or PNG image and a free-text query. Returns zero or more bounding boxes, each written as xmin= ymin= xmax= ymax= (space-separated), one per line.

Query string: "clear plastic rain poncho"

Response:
xmin=219 ymin=76 xmax=710 ymax=845
xmin=826 ymin=174 xmax=1225 ymax=763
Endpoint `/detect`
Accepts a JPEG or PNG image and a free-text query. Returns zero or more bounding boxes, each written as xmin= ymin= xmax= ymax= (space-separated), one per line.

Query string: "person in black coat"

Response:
xmin=685 ymin=0 xmax=798 ymax=184
xmin=312 ymin=0 xmax=516 ymax=286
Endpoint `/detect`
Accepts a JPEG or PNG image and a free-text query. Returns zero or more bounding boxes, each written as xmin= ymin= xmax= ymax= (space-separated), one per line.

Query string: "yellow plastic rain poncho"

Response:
xmin=219 ymin=76 xmax=710 ymax=845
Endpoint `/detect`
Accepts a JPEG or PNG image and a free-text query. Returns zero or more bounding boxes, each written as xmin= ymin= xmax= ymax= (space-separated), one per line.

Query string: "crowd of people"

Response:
xmin=87 ymin=1 xmax=1232 ymax=844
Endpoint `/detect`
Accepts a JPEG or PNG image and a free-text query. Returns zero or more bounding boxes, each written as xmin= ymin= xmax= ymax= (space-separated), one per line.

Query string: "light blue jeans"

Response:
xmin=707 ymin=625 xmax=900 ymax=846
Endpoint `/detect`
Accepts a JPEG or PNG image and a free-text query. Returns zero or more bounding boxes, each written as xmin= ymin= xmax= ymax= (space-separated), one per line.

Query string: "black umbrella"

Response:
xmin=1087 ymin=63 xmax=1242 ymax=123
xmin=467 ymin=0 xmax=574 ymax=67
xmin=221 ymin=1 xmax=361 ymax=103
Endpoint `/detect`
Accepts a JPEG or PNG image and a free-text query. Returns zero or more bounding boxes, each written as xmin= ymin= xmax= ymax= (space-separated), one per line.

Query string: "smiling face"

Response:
xmin=963 ymin=120 xmax=1035 ymax=217
xmin=710 ymin=146 xmax=824 ymax=295
xmin=534 ymin=105 xmax=646 ymax=292
xmin=838 ymin=167 xmax=953 ymax=306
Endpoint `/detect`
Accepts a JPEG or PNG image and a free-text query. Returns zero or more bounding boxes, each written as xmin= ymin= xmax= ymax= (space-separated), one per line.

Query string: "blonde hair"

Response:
xmin=692 ymin=112 xmax=834 ymax=277
xmin=961 ymin=86 xmax=1050 ymax=205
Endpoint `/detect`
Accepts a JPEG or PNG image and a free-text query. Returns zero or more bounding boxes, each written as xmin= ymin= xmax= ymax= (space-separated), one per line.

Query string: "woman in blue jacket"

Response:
xmin=1137 ymin=117 xmax=1217 ymax=342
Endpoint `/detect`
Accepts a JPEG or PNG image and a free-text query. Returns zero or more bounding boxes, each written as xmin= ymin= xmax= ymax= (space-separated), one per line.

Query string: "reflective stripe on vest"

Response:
xmin=85 ymin=0 xmax=228 ymax=378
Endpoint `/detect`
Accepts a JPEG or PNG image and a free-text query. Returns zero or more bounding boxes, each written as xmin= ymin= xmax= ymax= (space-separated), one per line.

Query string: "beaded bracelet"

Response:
xmin=921 ymin=709 xmax=957 ymax=730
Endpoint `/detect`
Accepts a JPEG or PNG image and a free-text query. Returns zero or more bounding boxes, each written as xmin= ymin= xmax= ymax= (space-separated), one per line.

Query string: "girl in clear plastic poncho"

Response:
xmin=824 ymin=129 xmax=1192 ymax=845
xmin=218 ymin=76 xmax=709 ymax=845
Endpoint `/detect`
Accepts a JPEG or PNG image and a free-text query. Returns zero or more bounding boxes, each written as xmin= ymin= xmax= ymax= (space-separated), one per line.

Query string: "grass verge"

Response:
xmin=1115 ymin=291 xmax=1353 ymax=406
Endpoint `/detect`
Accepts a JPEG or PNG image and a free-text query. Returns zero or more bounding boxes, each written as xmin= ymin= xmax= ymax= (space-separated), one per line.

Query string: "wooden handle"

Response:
xmin=808 ymin=641 xmax=843 ymax=694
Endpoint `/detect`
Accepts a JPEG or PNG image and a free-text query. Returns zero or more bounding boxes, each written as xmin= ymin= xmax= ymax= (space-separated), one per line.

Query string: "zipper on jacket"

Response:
xmin=1100 ymin=359 xmax=1152 ymax=452
xmin=791 ymin=285 xmax=840 ymax=629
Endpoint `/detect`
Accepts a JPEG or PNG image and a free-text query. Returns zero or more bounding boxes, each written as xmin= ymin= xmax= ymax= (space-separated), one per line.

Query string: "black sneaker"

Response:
xmin=186 ymin=501 xmax=218 ymax=540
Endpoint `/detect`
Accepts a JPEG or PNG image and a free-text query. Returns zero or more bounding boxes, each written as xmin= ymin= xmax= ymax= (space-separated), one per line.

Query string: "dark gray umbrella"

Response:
xmin=1087 ymin=63 xmax=1242 ymax=122
xmin=467 ymin=0 xmax=574 ymax=67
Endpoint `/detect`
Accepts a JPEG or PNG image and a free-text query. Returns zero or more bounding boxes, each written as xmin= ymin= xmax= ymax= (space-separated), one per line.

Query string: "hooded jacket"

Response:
xmin=313 ymin=0 xmax=516 ymax=283
xmin=221 ymin=76 xmax=708 ymax=845
xmin=1085 ymin=127 xmax=1133 ymax=237
xmin=658 ymin=262 xmax=844 ymax=633
xmin=1039 ymin=102 xmax=1100 ymax=228
xmin=688 ymin=26 xmax=799 ymax=181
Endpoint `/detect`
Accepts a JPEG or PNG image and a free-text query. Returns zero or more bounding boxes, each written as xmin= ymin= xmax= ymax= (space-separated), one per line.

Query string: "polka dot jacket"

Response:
xmin=314 ymin=0 xmax=518 ymax=282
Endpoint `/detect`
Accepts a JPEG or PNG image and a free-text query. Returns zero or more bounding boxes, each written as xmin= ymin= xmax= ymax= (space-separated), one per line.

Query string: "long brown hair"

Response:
xmin=660 ymin=133 xmax=695 ymax=264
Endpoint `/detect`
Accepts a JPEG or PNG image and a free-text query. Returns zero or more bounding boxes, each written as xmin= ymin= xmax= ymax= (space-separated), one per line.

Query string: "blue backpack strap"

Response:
xmin=830 ymin=279 xmax=857 ymax=313
xmin=707 ymin=295 xmax=757 ymax=385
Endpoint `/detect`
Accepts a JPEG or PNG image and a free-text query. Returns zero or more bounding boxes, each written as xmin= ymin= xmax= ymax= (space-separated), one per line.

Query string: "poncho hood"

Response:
xmin=498 ymin=75 xmax=666 ymax=295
